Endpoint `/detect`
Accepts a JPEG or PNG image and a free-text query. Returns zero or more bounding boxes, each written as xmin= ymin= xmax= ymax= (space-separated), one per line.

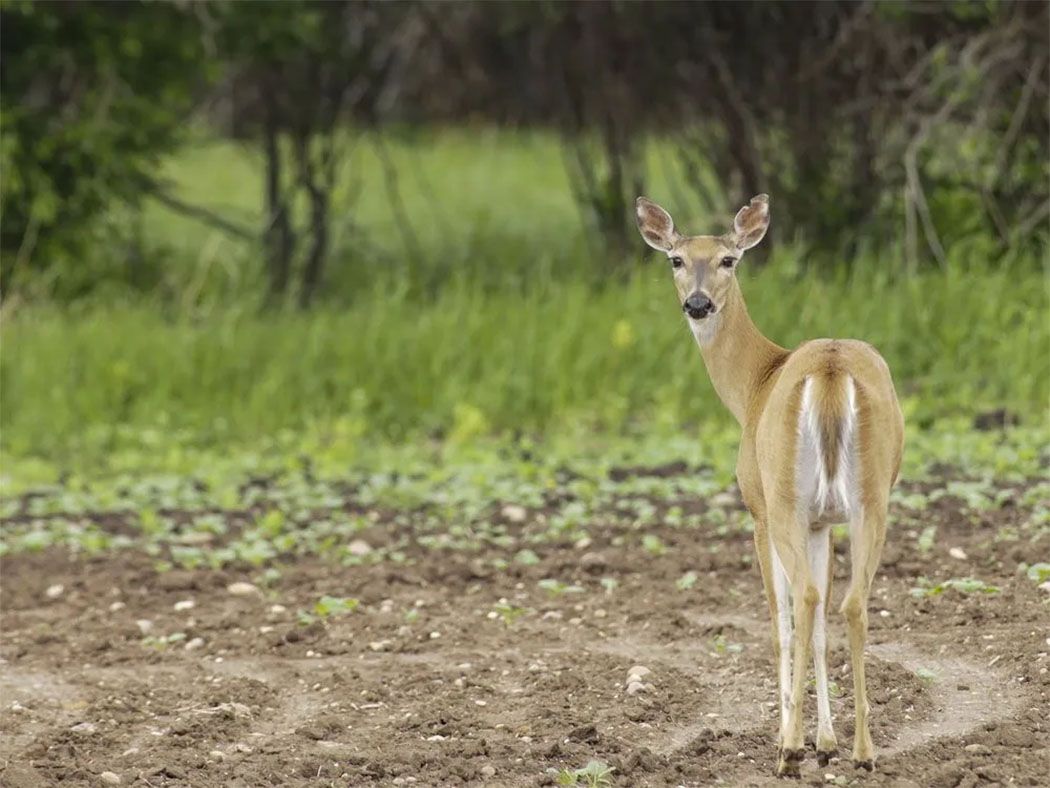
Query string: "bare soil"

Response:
xmin=1 ymin=474 xmax=1048 ymax=787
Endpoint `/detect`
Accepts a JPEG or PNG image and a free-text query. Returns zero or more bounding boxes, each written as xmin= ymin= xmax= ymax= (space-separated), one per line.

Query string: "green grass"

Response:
xmin=2 ymin=128 xmax=1047 ymax=474
xmin=3 ymin=254 xmax=1047 ymax=468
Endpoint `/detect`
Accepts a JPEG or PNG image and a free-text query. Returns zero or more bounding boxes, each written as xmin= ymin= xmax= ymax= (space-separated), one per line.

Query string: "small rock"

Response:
xmin=208 ymin=750 xmax=226 ymax=761
xmin=626 ymin=681 xmax=648 ymax=695
xmin=227 ymin=582 xmax=260 ymax=597
xmin=9 ymin=701 xmax=26 ymax=713
xmin=347 ymin=539 xmax=372 ymax=557
xmin=501 ymin=504 xmax=527 ymax=523
xmin=231 ymin=742 xmax=253 ymax=753
xmin=99 ymin=772 xmax=122 ymax=785
xmin=269 ymin=604 xmax=287 ymax=615
xmin=173 ymin=600 xmax=195 ymax=612
xmin=429 ymin=631 xmax=441 ymax=640
xmin=594 ymin=609 xmax=607 ymax=619
xmin=71 ymin=721 xmax=97 ymax=735
xmin=480 ymin=765 xmax=497 ymax=778
xmin=964 ymin=743 xmax=991 ymax=755
xmin=580 ymin=552 xmax=607 ymax=571
xmin=368 ymin=640 xmax=393 ymax=652
xmin=108 ymin=601 xmax=126 ymax=612
xmin=45 ymin=584 xmax=65 ymax=599
xmin=1039 ymin=581 xmax=1050 ymax=595
xmin=184 ymin=637 xmax=205 ymax=651
xmin=627 ymin=665 xmax=652 ymax=681
xmin=948 ymin=547 xmax=968 ymax=560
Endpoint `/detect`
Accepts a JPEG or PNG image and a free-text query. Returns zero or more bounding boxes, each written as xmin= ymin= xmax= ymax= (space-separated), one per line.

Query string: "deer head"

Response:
xmin=635 ymin=195 xmax=770 ymax=323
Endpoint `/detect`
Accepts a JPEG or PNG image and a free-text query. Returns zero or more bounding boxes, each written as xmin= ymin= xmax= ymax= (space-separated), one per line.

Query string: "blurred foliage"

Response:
xmin=0 ymin=0 xmax=213 ymax=296
xmin=1 ymin=0 xmax=1046 ymax=303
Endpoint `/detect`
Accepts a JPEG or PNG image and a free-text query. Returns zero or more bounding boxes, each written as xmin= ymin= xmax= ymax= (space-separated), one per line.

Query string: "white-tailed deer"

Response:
xmin=635 ymin=195 xmax=904 ymax=777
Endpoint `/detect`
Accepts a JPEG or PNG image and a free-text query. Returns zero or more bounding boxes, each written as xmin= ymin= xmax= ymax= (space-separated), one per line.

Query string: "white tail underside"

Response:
xmin=797 ymin=375 xmax=858 ymax=526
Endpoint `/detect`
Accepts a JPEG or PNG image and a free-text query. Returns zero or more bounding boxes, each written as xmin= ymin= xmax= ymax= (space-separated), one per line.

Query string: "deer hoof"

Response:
xmin=816 ymin=749 xmax=837 ymax=768
xmin=853 ymin=758 xmax=875 ymax=772
xmin=776 ymin=748 xmax=805 ymax=778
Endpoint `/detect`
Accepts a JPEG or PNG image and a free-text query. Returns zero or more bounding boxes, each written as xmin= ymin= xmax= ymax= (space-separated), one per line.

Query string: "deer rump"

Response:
xmin=796 ymin=370 xmax=857 ymax=528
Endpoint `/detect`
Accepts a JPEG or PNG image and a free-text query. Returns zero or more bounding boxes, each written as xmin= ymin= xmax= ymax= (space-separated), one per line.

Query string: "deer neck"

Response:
xmin=692 ymin=279 xmax=787 ymax=425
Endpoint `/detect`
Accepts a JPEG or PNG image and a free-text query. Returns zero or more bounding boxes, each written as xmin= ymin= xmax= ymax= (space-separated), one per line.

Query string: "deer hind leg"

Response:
xmin=841 ymin=502 xmax=888 ymax=771
xmin=808 ymin=524 xmax=837 ymax=765
xmin=769 ymin=508 xmax=816 ymax=778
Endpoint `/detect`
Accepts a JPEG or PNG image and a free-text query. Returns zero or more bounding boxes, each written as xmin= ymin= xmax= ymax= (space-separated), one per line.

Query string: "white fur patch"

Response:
xmin=797 ymin=375 xmax=858 ymax=525
xmin=686 ymin=312 xmax=723 ymax=348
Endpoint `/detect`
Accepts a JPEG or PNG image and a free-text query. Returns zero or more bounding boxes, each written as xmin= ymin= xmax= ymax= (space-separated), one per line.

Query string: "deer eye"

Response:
xmin=670 ymin=256 xmax=684 ymax=269
xmin=720 ymin=256 xmax=737 ymax=268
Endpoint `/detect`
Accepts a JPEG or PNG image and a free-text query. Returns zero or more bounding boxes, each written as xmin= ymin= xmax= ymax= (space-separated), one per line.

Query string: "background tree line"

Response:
xmin=2 ymin=0 xmax=1046 ymax=306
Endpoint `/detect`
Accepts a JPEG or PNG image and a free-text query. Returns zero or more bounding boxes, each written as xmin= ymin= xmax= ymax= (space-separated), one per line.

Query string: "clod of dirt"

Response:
xmin=580 ymin=552 xmax=607 ymax=572
xmin=479 ymin=765 xmax=497 ymax=778
xmin=227 ymin=582 xmax=260 ymax=596
xmin=347 ymin=539 xmax=372 ymax=557
xmin=567 ymin=723 xmax=599 ymax=743
xmin=98 ymin=771 xmax=121 ymax=785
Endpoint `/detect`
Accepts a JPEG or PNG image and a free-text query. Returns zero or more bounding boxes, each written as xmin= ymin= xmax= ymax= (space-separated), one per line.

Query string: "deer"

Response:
xmin=635 ymin=194 xmax=904 ymax=778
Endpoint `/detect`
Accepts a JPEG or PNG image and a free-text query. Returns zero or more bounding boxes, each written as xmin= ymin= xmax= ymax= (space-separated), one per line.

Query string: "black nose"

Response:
xmin=683 ymin=293 xmax=714 ymax=319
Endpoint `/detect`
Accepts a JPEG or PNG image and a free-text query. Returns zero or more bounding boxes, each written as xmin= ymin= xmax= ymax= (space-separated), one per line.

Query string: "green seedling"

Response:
xmin=910 ymin=577 xmax=1001 ymax=597
xmin=314 ymin=595 xmax=360 ymax=617
xmin=600 ymin=577 xmax=618 ymax=595
xmin=711 ymin=633 xmax=744 ymax=655
xmin=676 ymin=571 xmax=698 ymax=591
xmin=1025 ymin=563 xmax=1050 ymax=583
xmin=493 ymin=602 xmax=528 ymax=627
xmin=538 ymin=579 xmax=585 ymax=597
xmin=554 ymin=760 xmax=616 ymax=787
xmin=642 ymin=534 xmax=667 ymax=556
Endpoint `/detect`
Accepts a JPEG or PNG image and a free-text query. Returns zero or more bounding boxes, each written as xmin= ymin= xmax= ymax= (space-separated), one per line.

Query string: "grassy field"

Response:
xmin=2 ymin=129 xmax=1048 ymax=479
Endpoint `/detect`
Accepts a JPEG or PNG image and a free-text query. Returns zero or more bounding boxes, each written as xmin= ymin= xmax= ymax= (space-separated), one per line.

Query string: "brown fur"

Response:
xmin=636 ymin=195 xmax=905 ymax=776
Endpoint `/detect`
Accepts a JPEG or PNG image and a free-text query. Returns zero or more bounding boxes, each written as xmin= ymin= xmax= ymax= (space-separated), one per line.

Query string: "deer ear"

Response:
xmin=733 ymin=194 xmax=770 ymax=250
xmin=635 ymin=197 xmax=679 ymax=252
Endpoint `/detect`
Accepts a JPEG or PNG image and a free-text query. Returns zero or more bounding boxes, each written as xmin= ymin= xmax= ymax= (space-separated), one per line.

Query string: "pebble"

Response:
xmin=480 ymin=765 xmax=497 ymax=778
xmin=227 ymin=582 xmax=260 ymax=596
xmin=184 ymin=637 xmax=205 ymax=651
xmin=71 ymin=721 xmax=97 ymax=734
xmin=209 ymin=750 xmax=226 ymax=761
xmin=964 ymin=743 xmax=991 ymax=754
xmin=45 ymin=584 xmax=65 ymax=599
xmin=949 ymin=547 xmax=968 ymax=560
xmin=626 ymin=681 xmax=648 ymax=696
xmin=269 ymin=604 xmax=287 ymax=615
xmin=501 ymin=504 xmax=527 ymax=523
xmin=108 ymin=601 xmax=125 ymax=612
xmin=173 ymin=600 xmax=195 ymax=612
xmin=429 ymin=631 xmax=441 ymax=640
xmin=347 ymin=539 xmax=373 ymax=557
xmin=627 ymin=665 xmax=652 ymax=681
xmin=368 ymin=640 xmax=393 ymax=652
xmin=594 ymin=609 xmax=607 ymax=619
xmin=1039 ymin=581 xmax=1050 ymax=595
xmin=10 ymin=701 xmax=26 ymax=713
xmin=232 ymin=743 xmax=253 ymax=753
xmin=99 ymin=772 xmax=121 ymax=785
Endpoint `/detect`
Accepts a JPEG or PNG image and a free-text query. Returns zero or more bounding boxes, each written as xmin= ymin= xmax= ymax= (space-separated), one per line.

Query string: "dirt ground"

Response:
xmin=1 ymin=470 xmax=1048 ymax=787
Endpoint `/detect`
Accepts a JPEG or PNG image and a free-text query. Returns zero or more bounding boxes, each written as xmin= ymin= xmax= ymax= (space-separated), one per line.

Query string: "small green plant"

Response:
xmin=1024 ymin=563 xmax=1050 ymax=583
xmin=142 ymin=632 xmax=186 ymax=650
xmin=538 ymin=579 xmax=585 ymax=597
xmin=493 ymin=601 xmax=528 ymax=627
xmin=554 ymin=760 xmax=615 ymax=787
xmin=711 ymin=633 xmax=743 ymax=655
xmin=915 ymin=667 xmax=937 ymax=683
xmin=600 ymin=577 xmax=618 ymax=595
xmin=916 ymin=525 xmax=937 ymax=555
xmin=641 ymin=534 xmax=667 ymax=556
xmin=910 ymin=577 xmax=1001 ymax=597
xmin=675 ymin=570 xmax=698 ymax=591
